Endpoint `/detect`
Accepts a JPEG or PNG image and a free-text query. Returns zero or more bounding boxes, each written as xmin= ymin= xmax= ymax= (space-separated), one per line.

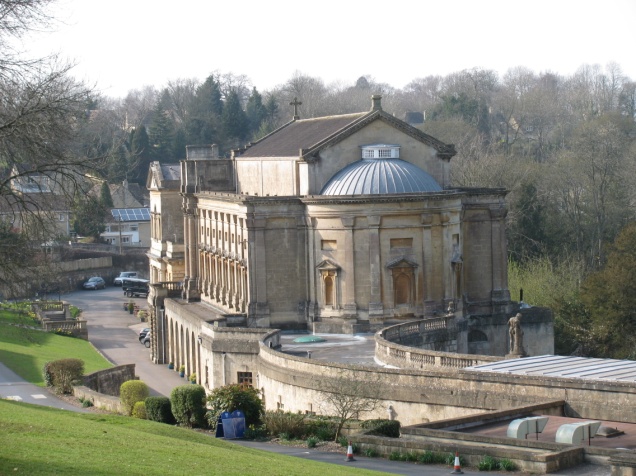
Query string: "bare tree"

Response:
xmin=316 ymin=369 xmax=381 ymax=441
xmin=0 ymin=0 xmax=98 ymax=294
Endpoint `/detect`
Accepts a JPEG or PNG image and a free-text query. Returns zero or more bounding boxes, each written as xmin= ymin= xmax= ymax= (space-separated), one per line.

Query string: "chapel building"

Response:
xmin=147 ymin=95 xmax=548 ymax=367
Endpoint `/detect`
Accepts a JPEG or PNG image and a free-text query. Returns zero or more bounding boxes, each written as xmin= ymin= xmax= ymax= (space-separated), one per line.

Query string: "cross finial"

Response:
xmin=290 ymin=97 xmax=302 ymax=120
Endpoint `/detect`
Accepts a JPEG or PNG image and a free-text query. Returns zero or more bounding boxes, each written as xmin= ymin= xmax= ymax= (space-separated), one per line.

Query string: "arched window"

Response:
xmin=324 ymin=275 xmax=334 ymax=306
xmin=316 ymin=260 xmax=340 ymax=311
xmin=394 ymin=274 xmax=411 ymax=305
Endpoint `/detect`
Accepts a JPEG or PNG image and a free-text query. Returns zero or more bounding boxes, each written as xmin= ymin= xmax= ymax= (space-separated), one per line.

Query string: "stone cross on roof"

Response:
xmin=290 ymin=97 xmax=302 ymax=120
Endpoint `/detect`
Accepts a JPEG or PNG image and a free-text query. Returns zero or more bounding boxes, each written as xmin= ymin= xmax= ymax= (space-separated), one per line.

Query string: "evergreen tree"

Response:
xmin=186 ymin=75 xmax=223 ymax=145
xmin=222 ymin=89 xmax=249 ymax=146
xmin=245 ymin=87 xmax=267 ymax=138
xmin=173 ymin=126 xmax=187 ymax=159
xmin=72 ymin=196 xmax=108 ymax=241
xmin=131 ymin=124 xmax=152 ymax=182
xmin=99 ymin=181 xmax=114 ymax=208
xmin=149 ymin=100 xmax=174 ymax=162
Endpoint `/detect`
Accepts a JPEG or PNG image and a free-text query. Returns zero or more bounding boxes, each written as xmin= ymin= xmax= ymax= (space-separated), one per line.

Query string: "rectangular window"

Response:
xmin=390 ymin=238 xmax=413 ymax=249
xmin=321 ymin=240 xmax=337 ymax=251
xmin=237 ymin=371 xmax=253 ymax=387
xmin=122 ymin=237 xmax=130 ymax=243
xmin=130 ymin=225 xmax=138 ymax=231
xmin=58 ymin=214 xmax=65 ymax=221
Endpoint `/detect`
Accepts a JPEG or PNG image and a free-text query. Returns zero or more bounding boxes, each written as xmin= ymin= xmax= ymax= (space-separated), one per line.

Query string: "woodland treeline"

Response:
xmin=76 ymin=63 xmax=636 ymax=359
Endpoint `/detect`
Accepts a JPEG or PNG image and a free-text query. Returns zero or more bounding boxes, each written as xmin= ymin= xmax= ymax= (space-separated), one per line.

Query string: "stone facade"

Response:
xmin=146 ymin=96 xmax=553 ymax=409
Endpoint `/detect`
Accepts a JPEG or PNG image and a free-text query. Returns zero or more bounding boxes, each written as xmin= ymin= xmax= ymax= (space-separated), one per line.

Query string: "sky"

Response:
xmin=17 ymin=0 xmax=636 ymax=99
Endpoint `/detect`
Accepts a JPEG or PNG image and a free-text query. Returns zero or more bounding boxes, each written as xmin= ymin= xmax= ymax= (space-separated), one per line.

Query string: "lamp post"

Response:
xmin=118 ymin=214 xmax=123 ymax=255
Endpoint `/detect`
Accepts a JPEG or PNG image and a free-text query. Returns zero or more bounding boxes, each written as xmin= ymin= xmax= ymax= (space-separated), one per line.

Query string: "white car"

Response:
xmin=114 ymin=271 xmax=137 ymax=286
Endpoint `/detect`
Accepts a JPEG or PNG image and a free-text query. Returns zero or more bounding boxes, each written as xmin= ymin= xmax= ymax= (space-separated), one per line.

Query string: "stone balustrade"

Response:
xmin=376 ymin=318 xmax=502 ymax=370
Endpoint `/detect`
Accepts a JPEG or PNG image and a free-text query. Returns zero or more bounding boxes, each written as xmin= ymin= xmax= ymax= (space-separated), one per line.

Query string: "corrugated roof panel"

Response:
xmin=466 ymin=355 xmax=636 ymax=383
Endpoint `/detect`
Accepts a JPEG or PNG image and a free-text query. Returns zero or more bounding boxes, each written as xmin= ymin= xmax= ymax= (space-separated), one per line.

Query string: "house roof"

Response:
xmin=238 ymin=113 xmax=366 ymax=158
xmin=146 ymin=162 xmax=181 ymax=190
xmin=236 ymin=96 xmax=456 ymax=161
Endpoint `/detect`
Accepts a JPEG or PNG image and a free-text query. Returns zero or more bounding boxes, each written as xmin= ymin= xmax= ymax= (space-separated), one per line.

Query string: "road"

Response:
xmin=66 ymin=285 xmax=185 ymax=397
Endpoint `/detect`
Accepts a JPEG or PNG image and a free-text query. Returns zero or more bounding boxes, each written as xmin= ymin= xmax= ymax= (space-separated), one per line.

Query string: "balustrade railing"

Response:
xmin=376 ymin=317 xmax=502 ymax=371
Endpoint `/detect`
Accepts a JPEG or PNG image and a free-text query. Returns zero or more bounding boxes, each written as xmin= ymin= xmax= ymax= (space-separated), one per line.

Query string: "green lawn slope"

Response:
xmin=0 ymin=323 xmax=112 ymax=385
xmin=0 ymin=400 xmax=388 ymax=476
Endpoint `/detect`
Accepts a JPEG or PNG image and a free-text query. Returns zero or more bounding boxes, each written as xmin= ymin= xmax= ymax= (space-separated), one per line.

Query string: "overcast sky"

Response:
xmin=18 ymin=0 xmax=636 ymax=98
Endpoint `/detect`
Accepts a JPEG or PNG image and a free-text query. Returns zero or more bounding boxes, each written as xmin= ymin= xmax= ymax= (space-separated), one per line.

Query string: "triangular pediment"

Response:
xmin=386 ymin=257 xmax=419 ymax=269
xmin=316 ymin=259 xmax=340 ymax=271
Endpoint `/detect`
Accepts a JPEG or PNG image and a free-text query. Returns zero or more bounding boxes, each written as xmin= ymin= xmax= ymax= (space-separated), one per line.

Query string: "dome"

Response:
xmin=320 ymin=158 xmax=442 ymax=195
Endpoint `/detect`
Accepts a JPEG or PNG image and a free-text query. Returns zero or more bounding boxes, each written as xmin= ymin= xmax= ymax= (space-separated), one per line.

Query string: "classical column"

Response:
xmin=490 ymin=206 xmax=510 ymax=303
xmin=368 ymin=215 xmax=383 ymax=316
xmin=421 ymin=213 xmax=434 ymax=314
xmin=341 ymin=216 xmax=357 ymax=316
xmin=182 ymin=197 xmax=200 ymax=301
xmin=440 ymin=212 xmax=452 ymax=305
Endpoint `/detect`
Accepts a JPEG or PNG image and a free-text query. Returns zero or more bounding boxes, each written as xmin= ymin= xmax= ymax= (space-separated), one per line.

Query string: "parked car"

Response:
xmin=114 ymin=271 xmax=138 ymax=286
xmin=142 ymin=332 xmax=151 ymax=348
xmin=122 ymin=278 xmax=150 ymax=298
xmin=138 ymin=327 xmax=150 ymax=342
xmin=83 ymin=277 xmax=106 ymax=290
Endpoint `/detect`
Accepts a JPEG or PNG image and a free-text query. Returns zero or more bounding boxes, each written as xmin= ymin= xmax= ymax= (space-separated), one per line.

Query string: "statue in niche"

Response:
xmin=508 ymin=313 xmax=524 ymax=355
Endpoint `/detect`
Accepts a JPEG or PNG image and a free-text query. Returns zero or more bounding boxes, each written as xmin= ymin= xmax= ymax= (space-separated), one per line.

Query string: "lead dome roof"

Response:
xmin=320 ymin=158 xmax=442 ymax=195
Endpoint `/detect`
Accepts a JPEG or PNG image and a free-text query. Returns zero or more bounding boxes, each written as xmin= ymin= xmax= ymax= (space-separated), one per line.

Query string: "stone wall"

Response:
xmin=257 ymin=342 xmax=636 ymax=426
xmin=82 ymin=364 xmax=136 ymax=397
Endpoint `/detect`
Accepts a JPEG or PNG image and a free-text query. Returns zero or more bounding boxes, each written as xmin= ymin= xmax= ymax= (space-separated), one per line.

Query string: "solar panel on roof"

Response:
xmin=110 ymin=208 xmax=150 ymax=222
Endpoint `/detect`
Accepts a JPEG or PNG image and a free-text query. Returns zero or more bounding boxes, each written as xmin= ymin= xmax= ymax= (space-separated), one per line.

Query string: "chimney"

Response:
xmin=371 ymin=94 xmax=382 ymax=111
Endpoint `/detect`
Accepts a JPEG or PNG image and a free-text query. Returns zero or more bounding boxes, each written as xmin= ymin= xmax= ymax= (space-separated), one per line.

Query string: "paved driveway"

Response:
xmin=65 ymin=286 xmax=185 ymax=397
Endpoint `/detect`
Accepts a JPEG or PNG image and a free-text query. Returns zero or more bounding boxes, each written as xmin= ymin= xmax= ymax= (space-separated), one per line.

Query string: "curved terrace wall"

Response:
xmin=257 ymin=335 xmax=636 ymax=426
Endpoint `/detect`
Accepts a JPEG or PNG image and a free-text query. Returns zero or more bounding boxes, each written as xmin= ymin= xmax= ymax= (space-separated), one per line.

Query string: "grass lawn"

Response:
xmin=0 ymin=400 xmax=388 ymax=476
xmin=0 ymin=321 xmax=112 ymax=385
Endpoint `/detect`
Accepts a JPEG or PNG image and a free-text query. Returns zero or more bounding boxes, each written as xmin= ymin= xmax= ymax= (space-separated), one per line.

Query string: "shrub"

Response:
xmin=81 ymin=399 xmax=93 ymax=408
xmin=337 ymin=436 xmax=348 ymax=447
xmin=306 ymin=436 xmax=318 ymax=448
xmin=47 ymin=358 xmax=84 ymax=394
xmin=499 ymin=458 xmax=518 ymax=471
xmin=244 ymin=424 xmax=268 ymax=440
xmin=389 ymin=451 xmax=402 ymax=461
xmin=205 ymin=384 xmax=264 ymax=429
xmin=119 ymin=380 xmax=150 ymax=416
xmin=70 ymin=305 xmax=81 ymax=319
xmin=363 ymin=447 xmax=379 ymax=457
xmin=42 ymin=362 xmax=53 ymax=387
xmin=145 ymin=396 xmax=176 ymax=424
xmin=132 ymin=401 xmax=147 ymax=419
xmin=171 ymin=384 xmax=207 ymax=427
xmin=262 ymin=411 xmax=307 ymax=440
xmin=305 ymin=418 xmax=336 ymax=441
xmin=360 ymin=419 xmax=400 ymax=438
xmin=478 ymin=455 xmax=500 ymax=471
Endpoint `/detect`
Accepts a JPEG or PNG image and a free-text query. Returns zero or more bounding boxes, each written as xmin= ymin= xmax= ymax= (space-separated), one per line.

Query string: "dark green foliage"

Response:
xmin=148 ymin=100 xmax=174 ymax=163
xmin=478 ymin=455 xmax=500 ymax=471
xmin=222 ymin=89 xmax=249 ymax=144
xmin=363 ymin=447 xmax=378 ymax=457
xmin=46 ymin=358 xmax=84 ymax=394
xmin=205 ymin=384 xmax=264 ymax=429
xmin=581 ymin=222 xmax=636 ymax=358
xmin=499 ymin=458 xmax=518 ymax=471
xmin=360 ymin=419 xmax=400 ymax=438
xmin=52 ymin=329 xmax=75 ymax=338
xmin=245 ymin=87 xmax=267 ymax=137
xmin=304 ymin=418 xmax=336 ymax=441
xmin=306 ymin=436 xmax=318 ymax=448
xmin=243 ymin=424 xmax=268 ymax=440
xmin=99 ymin=181 xmax=113 ymax=208
xmin=145 ymin=396 xmax=176 ymax=424
xmin=186 ymin=75 xmax=223 ymax=146
xmin=262 ymin=411 xmax=306 ymax=439
xmin=171 ymin=384 xmax=207 ymax=427
xmin=119 ymin=380 xmax=149 ymax=416
xmin=72 ymin=196 xmax=108 ymax=240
